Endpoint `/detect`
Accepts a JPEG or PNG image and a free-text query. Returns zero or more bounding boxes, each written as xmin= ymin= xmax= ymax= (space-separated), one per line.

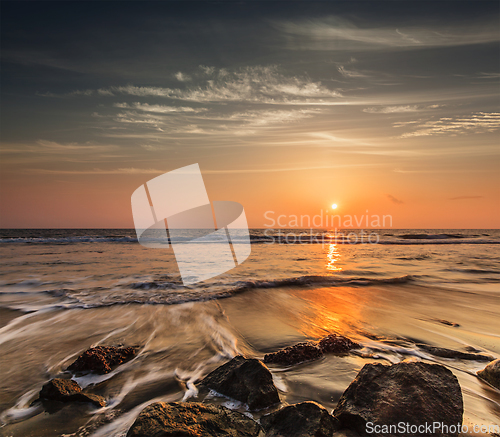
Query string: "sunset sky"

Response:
xmin=1 ymin=1 xmax=499 ymax=229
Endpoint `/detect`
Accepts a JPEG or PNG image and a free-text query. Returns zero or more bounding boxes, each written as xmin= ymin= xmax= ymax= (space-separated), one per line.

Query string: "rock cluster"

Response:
xmin=127 ymin=353 xmax=467 ymax=437
xmin=264 ymin=334 xmax=360 ymax=366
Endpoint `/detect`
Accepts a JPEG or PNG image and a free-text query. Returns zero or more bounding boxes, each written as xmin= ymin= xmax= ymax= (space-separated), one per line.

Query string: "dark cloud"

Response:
xmin=387 ymin=194 xmax=404 ymax=204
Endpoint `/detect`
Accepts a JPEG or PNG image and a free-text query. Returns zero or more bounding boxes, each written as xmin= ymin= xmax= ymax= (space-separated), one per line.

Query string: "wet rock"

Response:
xmin=39 ymin=378 xmax=105 ymax=407
xmin=333 ymin=362 xmax=463 ymax=436
xmin=200 ymin=356 xmax=279 ymax=410
xmin=319 ymin=334 xmax=360 ymax=353
xmin=126 ymin=401 xmax=261 ymax=437
xmin=477 ymin=359 xmax=500 ymax=389
xmin=435 ymin=319 xmax=460 ymax=327
xmin=264 ymin=334 xmax=359 ymax=366
xmin=264 ymin=342 xmax=323 ymax=366
xmin=260 ymin=401 xmax=340 ymax=437
xmin=418 ymin=344 xmax=494 ymax=361
xmin=67 ymin=345 xmax=138 ymax=374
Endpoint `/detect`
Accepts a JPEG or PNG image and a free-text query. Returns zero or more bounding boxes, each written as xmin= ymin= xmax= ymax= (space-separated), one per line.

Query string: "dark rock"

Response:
xmin=126 ymin=401 xmax=261 ymax=437
xmin=67 ymin=345 xmax=138 ymax=374
xmin=477 ymin=359 xmax=500 ymax=389
xmin=260 ymin=401 xmax=340 ymax=437
xmin=319 ymin=334 xmax=360 ymax=353
xmin=418 ymin=344 xmax=494 ymax=361
xmin=200 ymin=356 xmax=279 ymax=410
xmin=333 ymin=362 xmax=463 ymax=436
xmin=264 ymin=334 xmax=359 ymax=366
xmin=264 ymin=342 xmax=323 ymax=366
xmin=39 ymin=378 xmax=105 ymax=407
xmin=435 ymin=319 xmax=460 ymax=327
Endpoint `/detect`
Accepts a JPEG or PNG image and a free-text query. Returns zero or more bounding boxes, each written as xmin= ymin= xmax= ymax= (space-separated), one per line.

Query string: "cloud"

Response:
xmin=476 ymin=72 xmax=500 ymax=79
xmin=387 ymin=194 xmax=404 ymax=204
xmin=205 ymin=108 xmax=319 ymax=126
xmin=338 ymin=66 xmax=368 ymax=78
xmin=364 ymin=105 xmax=420 ymax=114
xmin=365 ymin=104 xmax=441 ymax=114
xmin=400 ymin=112 xmax=500 ymax=138
xmin=28 ymin=162 xmax=375 ymax=175
xmin=53 ymin=66 xmax=342 ymax=105
xmin=113 ymin=102 xmax=206 ymax=113
xmin=174 ymin=72 xmax=191 ymax=82
xmin=36 ymin=140 xmax=116 ymax=151
xmin=449 ymin=195 xmax=483 ymax=200
xmin=273 ymin=17 xmax=499 ymax=51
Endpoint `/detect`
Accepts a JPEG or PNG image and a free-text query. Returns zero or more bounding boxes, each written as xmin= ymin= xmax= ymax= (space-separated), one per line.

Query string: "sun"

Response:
xmin=331 ymin=203 xmax=338 ymax=209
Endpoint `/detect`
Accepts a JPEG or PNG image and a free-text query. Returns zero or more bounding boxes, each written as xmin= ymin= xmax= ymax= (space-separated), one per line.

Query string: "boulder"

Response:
xmin=264 ymin=342 xmax=323 ymax=366
xmin=126 ymin=401 xmax=261 ymax=437
xmin=319 ymin=334 xmax=360 ymax=354
xmin=260 ymin=401 xmax=340 ymax=437
xmin=67 ymin=345 xmax=138 ymax=374
xmin=264 ymin=334 xmax=360 ymax=366
xmin=418 ymin=344 xmax=494 ymax=361
xmin=200 ymin=356 xmax=279 ymax=410
xmin=39 ymin=378 xmax=105 ymax=407
xmin=477 ymin=359 xmax=500 ymax=389
xmin=333 ymin=362 xmax=463 ymax=436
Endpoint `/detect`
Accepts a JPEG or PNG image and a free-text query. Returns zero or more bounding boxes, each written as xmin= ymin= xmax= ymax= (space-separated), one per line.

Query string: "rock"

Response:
xmin=126 ymin=401 xmax=260 ymax=437
xmin=477 ymin=359 xmax=500 ymax=389
xmin=260 ymin=401 xmax=340 ymax=437
xmin=319 ymin=334 xmax=360 ymax=353
xmin=264 ymin=342 xmax=323 ymax=366
xmin=200 ymin=356 xmax=279 ymax=410
xmin=264 ymin=334 xmax=359 ymax=366
xmin=67 ymin=345 xmax=138 ymax=374
xmin=418 ymin=344 xmax=494 ymax=361
xmin=39 ymin=378 xmax=105 ymax=407
xmin=333 ymin=362 xmax=463 ymax=436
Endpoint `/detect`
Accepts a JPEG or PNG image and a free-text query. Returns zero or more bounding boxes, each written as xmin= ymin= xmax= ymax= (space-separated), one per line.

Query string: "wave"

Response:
xmin=0 ymin=236 xmax=138 ymax=244
xmin=2 ymin=235 xmax=498 ymax=245
xmin=0 ymin=275 xmax=414 ymax=312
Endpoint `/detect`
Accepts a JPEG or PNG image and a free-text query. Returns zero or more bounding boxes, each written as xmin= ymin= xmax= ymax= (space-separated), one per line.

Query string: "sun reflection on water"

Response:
xmin=326 ymin=244 xmax=342 ymax=272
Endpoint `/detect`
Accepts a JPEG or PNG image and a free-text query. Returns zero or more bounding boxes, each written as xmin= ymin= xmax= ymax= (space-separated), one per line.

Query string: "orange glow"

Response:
xmin=289 ymin=286 xmax=365 ymax=339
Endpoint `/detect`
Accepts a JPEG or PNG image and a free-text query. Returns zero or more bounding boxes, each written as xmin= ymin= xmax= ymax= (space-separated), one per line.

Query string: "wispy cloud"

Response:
xmin=387 ymin=194 xmax=404 ymax=204
xmin=43 ymin=66 xmax=342 ymax=105
xmin=399 ymin=112 xmax=500 ymax=137
xmin=273 ymin=17 xmax=499 ymax=51
xmin=338 ymin=66 xmax=368 ymax=78
xmin=28 ymin=162 xmax=374 ymax=175
xmin=113 ymin=102 xmax=206 ymax=113
xmin=365 ymin=104 xmax=440 ymax=114
xmin=174 ymin=72 xmax=191 ymax=82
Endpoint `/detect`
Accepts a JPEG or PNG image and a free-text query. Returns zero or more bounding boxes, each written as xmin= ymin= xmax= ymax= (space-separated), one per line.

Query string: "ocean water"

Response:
xmin=0 ymin=229 xmax=499 ymax=436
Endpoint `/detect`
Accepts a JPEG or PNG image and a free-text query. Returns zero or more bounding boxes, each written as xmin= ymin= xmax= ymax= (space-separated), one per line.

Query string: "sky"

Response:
xmin=1 ymin=1 xmax=499 ymax=229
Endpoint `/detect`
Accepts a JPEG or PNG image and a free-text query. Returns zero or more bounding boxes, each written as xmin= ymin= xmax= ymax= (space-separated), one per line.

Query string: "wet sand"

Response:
xmin=0 ymin=282 xmax=498 ymax=436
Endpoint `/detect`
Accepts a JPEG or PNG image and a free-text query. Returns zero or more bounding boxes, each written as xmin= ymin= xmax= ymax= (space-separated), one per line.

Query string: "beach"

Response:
xmin=0 ymin=229 xmax=499 ymax=436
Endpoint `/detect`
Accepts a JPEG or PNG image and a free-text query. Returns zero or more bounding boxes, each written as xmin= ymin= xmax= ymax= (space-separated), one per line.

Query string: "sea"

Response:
xmin=0 ymin=229 xmax=499 ymax=436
